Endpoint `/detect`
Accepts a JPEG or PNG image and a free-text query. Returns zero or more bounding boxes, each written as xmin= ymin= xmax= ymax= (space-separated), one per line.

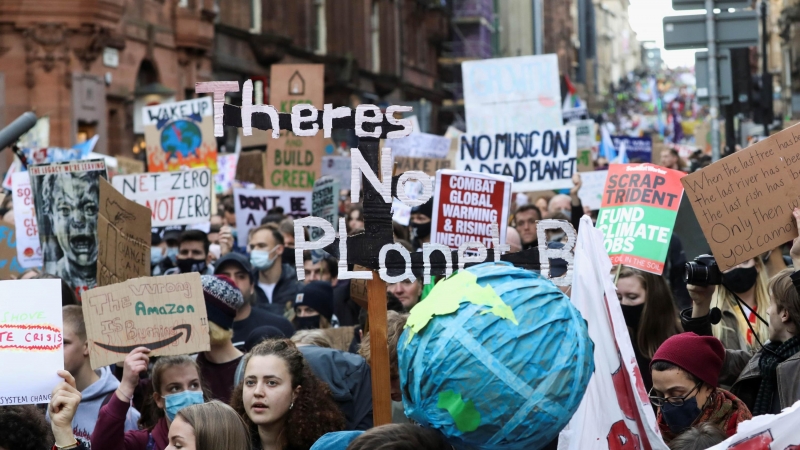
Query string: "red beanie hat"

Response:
xmin=650 ymin=332 xmax=725 ymax=388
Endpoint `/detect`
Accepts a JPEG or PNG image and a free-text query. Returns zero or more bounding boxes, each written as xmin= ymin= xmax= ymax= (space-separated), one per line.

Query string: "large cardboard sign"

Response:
xmin=112 ymin=168 xmax=212 ymax=227
xmin=457 ymin=126 xmax=577 ymax=192
xmin=233 ymin=187 xmax=312 ymax=241
xmin=97 ymin=178 xmax=151 ymax=286
xmin=611 ymin=136 xmax=653 ymax=163
xmin=81 ymin=273 xmax=210 ymax=369
xmin=321 ymin=156 xmax=351 ymax=188
xmin=596 ymin=164 xmax=684 ymax=275
xmin=577 ymin=170 xmax=609 ymax=211
xmin=267 ymin=64 xmax=325 ymax=190
xmin=0 ymin=279 xmax=65 ymax=405
xmin=311 ymin=176 xmax=340 ymax=240
xmin=11 ymin=171 xmax=42 ymax=268
xmin=29 ymin=160 xmax=108 ymax=295
xmin=0 ymin=224 xmax=26 ymax=279
xmin=389 ymin=132 xmax=451 ymax=159
xmin=431 ymin=170 xmax=512 ymax=249
xmin=395 ymin=157 xmax=451 ymax=176
xmin=235 ymin=151 xmax=266 ymax=187
xmin=682 ymin=124 xmax=800 ymax=271
xmin=143 ymin=97 xmax=218 ymax=173
xmin=462 ymin=54 xmax=562 ymax=134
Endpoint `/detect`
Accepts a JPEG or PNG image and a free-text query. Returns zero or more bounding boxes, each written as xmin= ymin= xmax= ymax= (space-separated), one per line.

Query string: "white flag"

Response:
xmin=706 ymin=400 xmax=800 ymax=449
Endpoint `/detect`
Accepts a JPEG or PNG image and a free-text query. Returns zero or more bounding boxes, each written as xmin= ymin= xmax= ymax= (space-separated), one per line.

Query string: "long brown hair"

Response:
xmin=177 ymin=401 xmax=251 ymax=450
xmin=618 ymin=267 xmax=683 ymax=358
xmin=230 ymin=339 xmax=345 ymax=450
xmin=139 ymin=355 xmax=208 ymax=430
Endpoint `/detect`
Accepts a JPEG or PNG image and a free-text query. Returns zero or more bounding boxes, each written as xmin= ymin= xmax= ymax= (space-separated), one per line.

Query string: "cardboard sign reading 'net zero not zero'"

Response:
xmin=82 ymin=273 xmax=209 ymax=369
xmin=682 ymin=123 xmax=800 ymax=271
xmin=595 ymin=164 xmax=685 ymax=275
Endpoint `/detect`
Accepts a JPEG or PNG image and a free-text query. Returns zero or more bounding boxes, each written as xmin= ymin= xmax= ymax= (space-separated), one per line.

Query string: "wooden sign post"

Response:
xmin=367 ymin=272 xmax=392 ymax=426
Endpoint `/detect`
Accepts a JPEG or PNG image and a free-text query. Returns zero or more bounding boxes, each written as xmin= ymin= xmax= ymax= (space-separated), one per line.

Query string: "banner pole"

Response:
xmin=367 ymin=271 xmax=392 ymax=426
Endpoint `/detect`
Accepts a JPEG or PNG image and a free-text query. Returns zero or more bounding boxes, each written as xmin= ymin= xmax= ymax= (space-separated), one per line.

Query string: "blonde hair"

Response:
xmin=712 ymin=257 xmax=770 ymax=350
xmin=291 ymin=330 xmax=332 ymax=348
xmin=359 ymin=310 xmax=409 ymax=380
xmin=177 ymin=401 xmax=251 ymax=450
xmin=209 ymin=322 xmax=234 ymax=345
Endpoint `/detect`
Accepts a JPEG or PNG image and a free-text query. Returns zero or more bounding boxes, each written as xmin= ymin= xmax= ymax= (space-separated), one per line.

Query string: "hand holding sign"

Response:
xmin=49 ymin=370 xmax=82 ymax=447
xmin=118 ymin=347 xmax=151 ymax=401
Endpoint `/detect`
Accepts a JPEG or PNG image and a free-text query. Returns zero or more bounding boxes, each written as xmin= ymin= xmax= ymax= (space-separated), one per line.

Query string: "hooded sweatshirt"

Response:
xmin=47 ymin=366 xmax=140 ymax=440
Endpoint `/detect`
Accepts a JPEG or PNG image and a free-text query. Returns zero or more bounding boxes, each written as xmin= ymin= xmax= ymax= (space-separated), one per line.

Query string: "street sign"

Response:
xmin=695 ymin=49 xmax=733 ymax=106
xmin=663 ymin=11 xmax=758 ymax=50
xmin=672 ymin=0 xmax=750 ymax=10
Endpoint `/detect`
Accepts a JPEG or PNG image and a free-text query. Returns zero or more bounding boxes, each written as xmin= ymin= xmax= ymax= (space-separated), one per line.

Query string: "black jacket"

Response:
xmin=252 ymin=264 xmax=301 ymax=317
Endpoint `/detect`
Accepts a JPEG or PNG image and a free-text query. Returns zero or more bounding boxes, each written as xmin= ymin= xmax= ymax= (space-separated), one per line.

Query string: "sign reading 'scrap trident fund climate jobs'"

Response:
xmin=595 ymin=164 xmax=684 ymax=275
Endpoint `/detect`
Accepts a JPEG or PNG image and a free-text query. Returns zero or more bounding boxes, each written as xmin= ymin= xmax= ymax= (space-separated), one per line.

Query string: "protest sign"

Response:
xmin=430 ymin=170 xmax=512 ymax=249
xmin=11 ymin=171 xmax=42 ymax=268
xmin=233 ymin=187 xmax=312 ymax=240
xmin=235 ymin=150 xmax=267 ymax=187
xmin=577 ymin=170 xmax=608 ymax=211
xmin=707 ymin=400 xmax=800 ymax=449
xmin=115 ymin=155 xmax=145 ymax=175
xmin=29 ymin=160 xmax=108 ymax=295
xmin=0 ymin=224 xmax=26 ymax=279
xmin=321 ymin=156 xmax=351 ymax=188
xmin=388 ymin=132 xmax=451 ymax=159
xmin=682 ymin=123 xmax=800 ymax=271
xmin=0 ymin=279 xmax=64 ymax=405
xmin=112 ymin=168 xmax=212 ymax=227
xmin=394 ymin=157 xmax=451 ymax=176
xmin=559 ymin=216 xmax=668 ymax=450
xmin=266 ymin=64 xmax=324 ymax=190
xmin=611 ymin=136 xmax=652 ymax=163
xmin=575 ymin=119 xmax=596 ymax=150
xmin=457 ymin=126 xmax=577 ymax=192
xmin=596 ymin=164 xmax=684 ymax=275
xmin=2 ymin=159 xmax=22 ymax=191
xmin=97 ymin=178 xmax=151 ymax=286
xmin=462 ymin=54 xmax=562 ymax=134
xmin=215 ymin=153 xmax=239 ymax=194
xmin=311 ymin=176 xmax=339 ymax=240
xmin=143 ymin=97 xmax=218 ymax=173
xmin=81 ymin=273 xmax=210 ymax=369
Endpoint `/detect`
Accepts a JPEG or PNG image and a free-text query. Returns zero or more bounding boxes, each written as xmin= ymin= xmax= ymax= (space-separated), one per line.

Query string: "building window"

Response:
xmin=371 ymin=1 xmax=380 ymax=73
xmin=178 ymin=0 xmax=189 ymax=7
xmin=313 ymin=0 xmax=326 ymax=55
xmin=250 ymin=0 xmax=262 ymax=34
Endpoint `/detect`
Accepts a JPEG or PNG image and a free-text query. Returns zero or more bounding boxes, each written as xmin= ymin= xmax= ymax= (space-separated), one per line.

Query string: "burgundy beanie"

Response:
xmin=201 ymin=274 xmax=244 ymax=330
xmin=650 ymin=332 xmax=726 ymax=388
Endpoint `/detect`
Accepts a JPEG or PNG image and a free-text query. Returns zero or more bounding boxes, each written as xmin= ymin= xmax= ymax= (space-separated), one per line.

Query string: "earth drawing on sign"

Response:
xmin=160 ymin=120 xmax=203 ymax=158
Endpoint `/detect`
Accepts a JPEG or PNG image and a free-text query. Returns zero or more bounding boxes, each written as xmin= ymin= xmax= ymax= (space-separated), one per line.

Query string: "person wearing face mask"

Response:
xmin=409 ymin=199 xmax=433 ymax=251
xmin=164 ymin=230 xmax=215 ymax=276
xmin=248 ymin=224 xmax=300 ymax=318
xmin=649 ymin=333 xmax=752 ymax=443
xmin=152 ymin=228 xmax=181 ymax=276
xmin=546 ymin=173 xmax=585 ymax=232
xmin=91 ymin=351 xmax=208 ymax=450
xmin=293 ymin=281 xmax=335 ymax=330
xmin=616 ymin=267 xmax=683 ymax=392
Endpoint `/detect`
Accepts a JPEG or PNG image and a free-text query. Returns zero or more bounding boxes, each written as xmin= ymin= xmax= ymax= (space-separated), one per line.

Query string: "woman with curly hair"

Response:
xmin=230 ymin=338 xmax=345 ymax=450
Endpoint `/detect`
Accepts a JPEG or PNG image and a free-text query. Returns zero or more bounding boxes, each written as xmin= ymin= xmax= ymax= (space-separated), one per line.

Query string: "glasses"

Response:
xmin=648 ymin=380 xmax=702 ymax=407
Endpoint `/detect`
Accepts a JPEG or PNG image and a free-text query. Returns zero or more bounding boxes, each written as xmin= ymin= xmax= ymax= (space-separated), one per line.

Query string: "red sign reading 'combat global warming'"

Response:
xmin=431 ymin=170 xmax=512 ymax=249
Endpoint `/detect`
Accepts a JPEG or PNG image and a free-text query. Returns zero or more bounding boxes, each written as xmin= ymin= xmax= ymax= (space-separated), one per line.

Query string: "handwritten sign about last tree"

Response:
xmin=682 ymin=123 xmax=800 ymax=271
xmin=81 ymin=273 xmax=210 ymax=369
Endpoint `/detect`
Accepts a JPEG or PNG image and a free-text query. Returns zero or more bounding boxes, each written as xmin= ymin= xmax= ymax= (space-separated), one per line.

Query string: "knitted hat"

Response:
xmin=201 ymin=274 xmax=244 ymax=330
xmin=650 ymin=332 xmax=726 ymax=388
xmin=411 ymin=198 xmax=433 ymax=219
xmin=294 ymin=281 xmax=334 ymax=323
xmin=214 ymin=252 xmax=255 ymax=283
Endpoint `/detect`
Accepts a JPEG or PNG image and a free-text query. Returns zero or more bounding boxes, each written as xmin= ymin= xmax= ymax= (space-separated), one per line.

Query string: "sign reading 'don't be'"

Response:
xmin=81 ymin=273 xmax=210 ymax=369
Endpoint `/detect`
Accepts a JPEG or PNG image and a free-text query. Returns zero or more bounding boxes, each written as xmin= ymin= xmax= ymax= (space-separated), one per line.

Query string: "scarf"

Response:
xmin=753 ymin=336 xmax=800 ymax=415
xmin=658 ymin=388 xmax=752 ymax=442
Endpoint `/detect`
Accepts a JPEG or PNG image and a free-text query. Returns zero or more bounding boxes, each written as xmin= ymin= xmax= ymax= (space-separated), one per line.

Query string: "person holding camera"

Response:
xmin=680 ymin=208 xmax=800 ymax=416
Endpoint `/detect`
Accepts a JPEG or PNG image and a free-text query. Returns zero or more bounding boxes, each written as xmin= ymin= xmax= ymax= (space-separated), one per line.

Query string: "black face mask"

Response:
xmin=295 ymin=315 xmax=321 ymax=330
xmin=176 ymin=258 xmax=207 ymax=274
xmin=722 ymin=266 xmax=758 ymax=294
xmin=282 ymin=246 xmax=295 ymax=267
xmin=410 ymin=221 xmax=431 ymax=241
xmin=660 ymin=395 xmax=703 ymax=434
xmin=621 ymin=303 xmax=645 ymax=332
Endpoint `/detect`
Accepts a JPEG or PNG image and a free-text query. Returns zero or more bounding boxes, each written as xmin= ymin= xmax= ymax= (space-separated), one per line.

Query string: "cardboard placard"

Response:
xmin=457 ymin=126 xmax=577 ymax=192
xmin=29 ymin=160 xmax=108 ymax=295
xmin=215 ymin=153 xmax=239 ymax=194
xmin=11 ymin=171 xmax=43 ymax=268
xmin=349 ymin=265 xmax=370 ymax=310
xmin=462 ymin=54 xmax=562 ymax=134
xmin=266 ymin=64 xmax=325 ymax=190
xmin=143 ymin=97 xmax=218 ymax=173
xmin=311 ymin=176 xmax=340 ymax=240
xmin=682 ymin=123 xmax=800 ymax=271
xmin=577 ymin=170 xmax=609 ymax=211
xmin=115 ymin=156 xmax=146 ymax=175
xmin=233 ymin=187 xmax=312 ymax=241
xmin=0 ymin=224 xmax=26 ymax=279
xmin=235 ymin=151 xmax=267 ymax=187
xmin=0 ymin=279 xmax=64 ymax=405
xmin=430 ymin=170 xmax=512 ymax=249
xmin=81 ymin=273 xmax=210 ymax=369
xmin=576 ymin=149 xmax=594 ymax=172
xmin=611 ymin=136 xmax=653 ymax=163
xmin=596 ymin=164 xmax=685 ymax=275
xmin=394 ymin=157 xmax=451 ymax=176
xmin=321 ymin=156 xmax=351 ymax=189
xmin=97 ymin=178 xmax=151 ymax=286
xmin=111 ymin=168 xmax=212 ymax=227
xmin=388 ymin=132 xmax=452 ymax=159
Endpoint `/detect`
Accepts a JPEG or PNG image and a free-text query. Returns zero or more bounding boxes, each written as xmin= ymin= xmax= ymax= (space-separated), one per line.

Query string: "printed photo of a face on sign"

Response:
xmin=29 ymin=160 xmax=108 ymax=295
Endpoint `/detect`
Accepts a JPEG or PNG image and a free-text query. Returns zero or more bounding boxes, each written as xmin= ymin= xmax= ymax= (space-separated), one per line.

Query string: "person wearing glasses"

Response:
xmin=649 ymin=332 xmax=752 ymax=443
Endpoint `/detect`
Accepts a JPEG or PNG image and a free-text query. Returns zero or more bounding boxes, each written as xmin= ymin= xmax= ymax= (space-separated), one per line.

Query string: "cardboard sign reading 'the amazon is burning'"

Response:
xmin=81 ymin=273 xmax=210 ymax=369
xmin=97 ymin=178 xmax=151 ymax=286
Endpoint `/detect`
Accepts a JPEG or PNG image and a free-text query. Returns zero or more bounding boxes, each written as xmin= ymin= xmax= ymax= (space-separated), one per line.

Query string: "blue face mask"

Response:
xmin=151 ymin=247 xmax=164 ymax=265
xmin=164 ymin=390 xmax=204 ymax=421
xmin=250 ymin=248 xmax=278 ymax=271
xmin=166 ymin=247 xmax=179 ymax=261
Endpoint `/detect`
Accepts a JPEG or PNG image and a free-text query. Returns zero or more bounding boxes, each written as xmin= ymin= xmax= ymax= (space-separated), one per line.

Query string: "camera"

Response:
xmin=685 ymin=254 xmax=723 ymax=286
